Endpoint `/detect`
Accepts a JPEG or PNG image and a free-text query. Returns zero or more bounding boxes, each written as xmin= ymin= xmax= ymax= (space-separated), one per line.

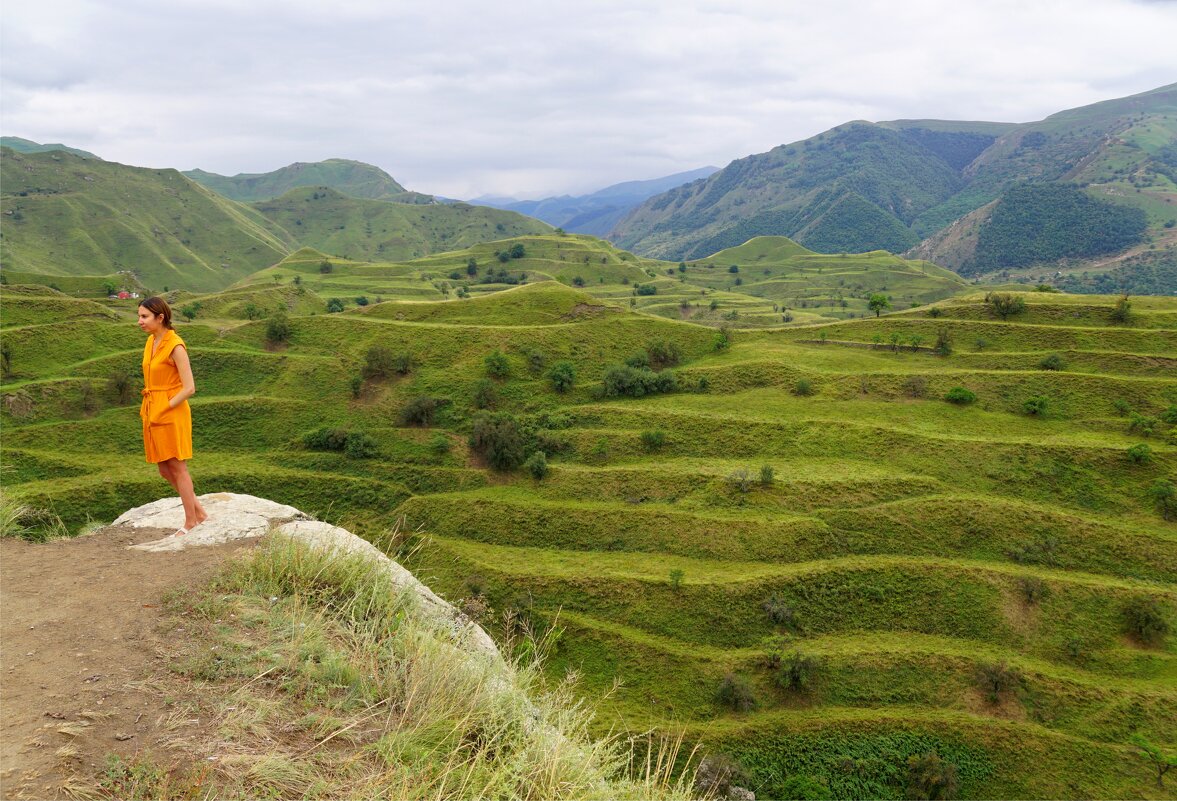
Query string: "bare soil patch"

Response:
xmin=0 ymin=525 xmax=256 ymax=800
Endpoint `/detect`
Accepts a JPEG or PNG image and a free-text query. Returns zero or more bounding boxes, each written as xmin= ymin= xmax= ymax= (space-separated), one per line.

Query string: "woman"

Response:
xmin=138 ymin=297 xmax=207 ymax=536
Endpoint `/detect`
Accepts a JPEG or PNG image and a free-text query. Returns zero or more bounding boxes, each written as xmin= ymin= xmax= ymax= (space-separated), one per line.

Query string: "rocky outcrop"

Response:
xmin=113 ymin=492 xmax=499 ymax=660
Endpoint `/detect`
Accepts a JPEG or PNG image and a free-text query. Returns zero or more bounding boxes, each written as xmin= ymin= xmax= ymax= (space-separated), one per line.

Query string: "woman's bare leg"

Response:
xmin=160 ymin=458 xmax=207 ymax=528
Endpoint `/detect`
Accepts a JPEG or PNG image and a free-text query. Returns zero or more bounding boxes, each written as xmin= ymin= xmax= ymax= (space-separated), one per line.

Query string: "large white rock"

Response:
xmin=118 ymin=492 xmax=499 ymax=661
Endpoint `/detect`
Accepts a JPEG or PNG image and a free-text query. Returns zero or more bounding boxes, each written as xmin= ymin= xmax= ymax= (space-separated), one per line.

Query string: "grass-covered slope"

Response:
xmin=251 ymin=188 xmax=553 ymax=262
xmin=2 ymin=266 xmax=1174 ymax=800
xmin=184 ymin=158 xmax=430 ymax=203
xmin=0 ymin=148 xmax=299 ymax=293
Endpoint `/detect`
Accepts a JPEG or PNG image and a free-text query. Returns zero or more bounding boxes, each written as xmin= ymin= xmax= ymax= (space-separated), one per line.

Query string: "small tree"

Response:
xmin=933 ymin=328 xmax=952 ymax=356
xmin=668 ymin=568 xmax=685 ymax=592
xmin=1110 ymin=293 xmax=1132 ymax=324
xmin=1123 ymin=596 xmax=1170 ymax=645
xmin=944 ymin=386 xmax=976 ymax=405
xmin=472 ymin=378 xmax=499 ymax=409
xmin=485 ymin=350 xmax=510 ymax=379
xmin=0 ymin=339 xmax=11 ymax=378
xmin=975 ymin=661 xmax=1021 ymax=704
xmin=1127 ymin=443 xmax=1152 ymax=464
xmin=266 ymin=310 xmax=291 ymax=344
xmin=107 ymin=368 xmax=134 ymax=405
xmin=180 ymin=304 xmax=200 ymax=322
xmin=399 ymin=396 xmax=446 ymax=427
xmin=716 ymin=673 xmax=757 ymax=711
xmin=547 ymin=360 xmax=576 ymax=393
xmin=1038 ymin=353 xmax=1065 ymax=371
xmin=79 ymin=381 xmax=99 ymax=413
xmin=986 ymin=292 xmax=1025 ymax=320
xmin=775 ymin=651 xmax=820 ymax=692
xmin=868 ymin=294 xmax=891 ymax=317
xmin=906 ymin=752 xmax=959 ymax=800
xmin=243 ymin=302 xmax=261 ymax=320
xmin=728 ymin=468 xmax=753 ymax=494
xmin=466 ymin=257 xmax=478 ymax=276
xmin=319 ymin=259 xmax=333 ymax=274
xmin=469 ymin=411 xmax=525 ymax=471
xmin=1148 ymin=479 xmax=1177 ymax=520
xmin=524 ymin=451 xmax=549 ymax=480
xmin=1131 ymin=735 xmax=1176 ymax=788
xmin=362 ymin=345 xmax=398 ymax=380
xmin=326 ymin=298 xmax=345 ymax=313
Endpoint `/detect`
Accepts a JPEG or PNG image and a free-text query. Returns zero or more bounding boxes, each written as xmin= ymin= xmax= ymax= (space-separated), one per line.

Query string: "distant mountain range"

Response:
xmin=610 ymin=84 xmax=1177 ymax=276
xmin=470 ymin=167 xmax=719 ymax=236
xmin=0 ymin=148 xmax=549 ymax=292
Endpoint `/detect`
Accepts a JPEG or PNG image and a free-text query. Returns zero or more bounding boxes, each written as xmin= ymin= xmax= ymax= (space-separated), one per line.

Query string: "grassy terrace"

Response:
xmin=2 ymin=236 xmax=1175 ymax=799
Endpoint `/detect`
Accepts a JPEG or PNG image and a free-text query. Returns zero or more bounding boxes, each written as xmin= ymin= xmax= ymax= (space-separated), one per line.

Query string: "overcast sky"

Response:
xmin=2 ymin=0 xmax=1175 ymax=199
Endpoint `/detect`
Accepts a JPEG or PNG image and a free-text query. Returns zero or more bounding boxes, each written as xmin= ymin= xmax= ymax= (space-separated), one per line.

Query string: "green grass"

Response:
xmin=2 ymin=261 xmax=1174 ymax=799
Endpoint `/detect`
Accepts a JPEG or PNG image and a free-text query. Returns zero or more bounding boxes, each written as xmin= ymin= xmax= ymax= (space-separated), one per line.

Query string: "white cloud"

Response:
xmin=2 ymin=0 xmax=1175 ymax=198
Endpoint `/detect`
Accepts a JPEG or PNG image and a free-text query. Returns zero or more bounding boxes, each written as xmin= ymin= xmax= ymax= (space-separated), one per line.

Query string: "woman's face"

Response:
xmin=137 ymin=306 xmax=163 ymax=333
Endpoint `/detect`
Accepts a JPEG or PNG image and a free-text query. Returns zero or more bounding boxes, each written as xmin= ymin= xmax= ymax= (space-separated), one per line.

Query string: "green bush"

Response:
xmin=1022 ymin=395 xmax=1049 ymax=416
xmin=302 ymin=426 xmax=349 ymax=451
xmin=759 ymin=465 xmax=775 ymax=486
xmin=524 ymin=451 xmax=549 ymax=480
xmin=484 ymin=350 xmax=510 ymax=379
xmin=761 ymin=594 xmax=801 ymax=631
xmin=362 ymin=345 xmax=398 ymax=379
xmin=1149 ymin=479 xmax=1177 ymax=520
xmin=344 ymin=431 xmax=378 ymax=459
xmin=1038 ymin=353 xmax=1065 ymax=371
xmin=472 ymin=379 xmax=498 ymax=410
xmin=428 ymin=434 xmax=451 ymax=456
xmin=985 ymin=292 xmax=1025 ymax=320
xmin=905 ymin=752 xmax=959 ymax=800
xmin=933 ymin=328 xmax=953 ymax=356
xmin=794 ymin=378 xmax=814 ymax=396
xmin=1127 ymin=444 xmax=1153 ymax=464
xmin=713 ymin=330 xmax=730 ymax=351
xmin=716 ymin=673 xmax=756 ymax=711
xmin=266 ymin=311 xmax=291 ymax=344
xmin=640 ymin=429 xmax=667 ymax=451
xmin=1110 ymin=293 xmax=1132 ymax=324
xmin=469 ymin=412 xmax=525 ymax=471
xmin=349 ymin=375 xmax=362 ymax=399
xmin=775 ymin=651 xmax=820 ymax=692
xmin=944 ymin=387 xmax=976 ymax=405
xmin=547 ymin=360 xmax=576 ymax=393
xmin=646 ymin=339 xmax=683 ymax=369
xmin=601 ymin=364 xmax=676 ymax=397
xmin=1129 ymin=413 xmax=1158 ymax=437
xmin=1018 ymin=577 xmax=1049 ymax=605
xmin=399 ymin=396 xmax=447 ymax=427
xmin=326 ymin=298 xmax=345 ymax=313
xmin=693 ymin=754 xmax=749 ymax=798
xmin=903 ymin=376 xmax=929 ymax=398
xmin=975 ymin=661 xmax=1021 ymax=704
xmin=1123 ymin=596 xmax=1170 ymax=645
xmin=1161 ymin=405 xmax=1177 ymax=425
xmin=635 ymin=284 xmax=657 ymax=296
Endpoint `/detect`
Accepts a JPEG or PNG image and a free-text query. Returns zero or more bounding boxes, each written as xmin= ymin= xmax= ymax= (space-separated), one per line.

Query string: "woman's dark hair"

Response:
xmin=139 ymin=296 xmax=174 ymax=329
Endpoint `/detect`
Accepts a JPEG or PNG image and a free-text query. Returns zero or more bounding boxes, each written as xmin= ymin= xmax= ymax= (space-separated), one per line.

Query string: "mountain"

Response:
xmin=1 ymin=136 xmax=100 ymax=160
xmin=0 ymin=151 xmax=554 ymax=291
xmin=474 ymin=166 xmax=719 ymax=236
xmin=184 ymin=158 xmax=432 ymax=204
xmin=0 ymin=147 xmax=297 ymax=292
xmin=250 ymin=187 xmax=552 ymax=262
xmin=611 ymin=84 xmax=1177 ymax=277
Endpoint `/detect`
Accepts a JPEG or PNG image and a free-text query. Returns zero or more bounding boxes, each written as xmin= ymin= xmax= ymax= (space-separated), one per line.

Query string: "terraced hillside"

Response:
xmin=2 ymin=271 xmax=1174 ymax=799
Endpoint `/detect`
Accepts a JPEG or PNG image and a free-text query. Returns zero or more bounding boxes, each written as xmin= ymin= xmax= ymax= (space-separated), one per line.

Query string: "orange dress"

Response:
xmin=140 ymin=329 xmax=193 ymax=463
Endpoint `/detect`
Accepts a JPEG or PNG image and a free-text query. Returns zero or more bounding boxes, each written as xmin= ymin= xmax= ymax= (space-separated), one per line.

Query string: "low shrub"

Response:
xmin=601 ymin=364 xmax=676 ymax=397
xmin=1038 ymin=353 xmax=1065 ymax=371
xmin=975 ymin=661 xmax=1021 ymax=704
xmin=640 ymin=429 xmax=667 ymax=451
xmin=794 ymin=378 xmax=814 ymax=396
xmin=903 ymin=376 xmax=928 ymax=398
xmin=399 ymin=396 xmax=447 ymax=427
xmin=944 ymin=387 xmax=976 ymax=405
xmin=693 ymin=754 xmax=748 ymax=798
xmin=1018 ymin=577 xmax=1049 ymax=605
xmin=775 ymin=651 xmax=820 ymax=692
xmin=484 ymin=350 xmax=510 ymax=379
xmin=472 ymin=378 xmax=499 ymax=410
xmin=716 ymin=673 xmax=756 ymax=711
xmin=759 ymin=465 xmax=775 ymax=486
xmin=906 ymin=752 xmax=959 ymax=801
xmin=343 ymin=432 xmax=378 ymax=459
xmin=1129 ymin=413 xmax=1158 ymax=437
xmin=1149 ymin=479 xmax=1177 ymax=520
xmin=1022 ymin=395 xmax=1049 ymax=416
xmin=547 ymin=360 xmax=576 ymax=393
xmin=1124 ymin=596 xmax=1170 ymax=645
xmin=1127 ymin=443 xmax=1152 ymax=464
xmin=523 ymin=451 xmax=549 ymax=480
xmin=469 ymin=412 xmax=525 ymax=471
xmin=762 ymin=594 xmax=801 ymax=631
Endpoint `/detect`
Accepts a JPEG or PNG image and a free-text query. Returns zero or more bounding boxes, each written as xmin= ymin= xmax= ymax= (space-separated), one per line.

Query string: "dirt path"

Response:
xmin=0 ymin=525 xmax=257 ymax=800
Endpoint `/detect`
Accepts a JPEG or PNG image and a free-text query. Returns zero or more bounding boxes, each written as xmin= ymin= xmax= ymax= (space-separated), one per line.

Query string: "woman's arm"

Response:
xmin=168 ymin=345 xmax=197 ymax=408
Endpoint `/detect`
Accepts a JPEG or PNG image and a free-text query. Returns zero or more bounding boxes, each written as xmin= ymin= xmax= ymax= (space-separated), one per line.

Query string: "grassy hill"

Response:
xmin=0 ymin=136 xmax=100 ymax=160
xmin=2 ymin=267 xmax=1173 ymax=799
xmin=611 ymin=84 xmax=1177 ymax=283
xmin=184 ymin=158 xmax=433 ymax=204
xmin=250 ymin=188 xmax=553 ymax=263
xmin=0 ymin=148 xmax=298 ymax=293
